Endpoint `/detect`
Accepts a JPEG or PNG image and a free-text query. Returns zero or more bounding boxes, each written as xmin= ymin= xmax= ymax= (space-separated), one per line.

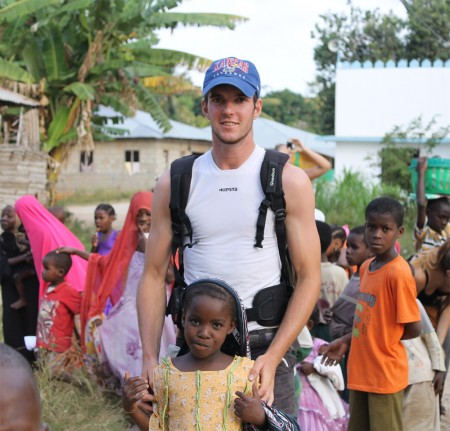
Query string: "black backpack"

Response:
xmin=166 ymin=149 xmax=293 ymax=327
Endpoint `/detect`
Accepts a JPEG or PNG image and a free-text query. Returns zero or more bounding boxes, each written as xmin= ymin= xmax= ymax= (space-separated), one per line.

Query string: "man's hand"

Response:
xmin=140 ymin=357 xmax=158 ymax=413
xmin=234 ymin=382 xmax=267 ymax=428
xmin=248 ymin=353 xmax=278 ymax=406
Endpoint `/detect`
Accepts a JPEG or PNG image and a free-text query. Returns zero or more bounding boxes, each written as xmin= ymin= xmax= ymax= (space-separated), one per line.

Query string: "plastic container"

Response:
xmin=410 ymin=158 xmax=450 ymax=197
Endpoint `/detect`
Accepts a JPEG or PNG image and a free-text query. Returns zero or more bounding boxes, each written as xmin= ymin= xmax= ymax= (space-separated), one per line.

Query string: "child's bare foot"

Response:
xmin=10 ymin=298 xmax=27 ymax=310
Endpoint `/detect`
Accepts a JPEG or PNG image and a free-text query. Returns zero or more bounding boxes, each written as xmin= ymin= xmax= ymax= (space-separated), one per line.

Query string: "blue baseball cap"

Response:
xmin=202 ymin=57 xmax=261 ymax=98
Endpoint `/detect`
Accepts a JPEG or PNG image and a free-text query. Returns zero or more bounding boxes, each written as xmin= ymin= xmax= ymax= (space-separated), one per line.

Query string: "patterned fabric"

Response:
xmin=414 ymin=223 xmax=450 ymax=253
xmin=150 ymin=356 xmax=299 ymax=431
xmin=81 ymin=192 xmax=152 ymax=346
xmin=297 ymin=338 xmax=349 ymax=431
xmin=36 ymin=281 xmax=81 ymax=352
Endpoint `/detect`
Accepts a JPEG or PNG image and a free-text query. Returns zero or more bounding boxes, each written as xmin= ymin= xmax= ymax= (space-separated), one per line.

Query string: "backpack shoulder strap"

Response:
xmin=169 ymin=154 xmax=198 ymax=284
xmin=255 ymin=149 xmax=292 ymax=284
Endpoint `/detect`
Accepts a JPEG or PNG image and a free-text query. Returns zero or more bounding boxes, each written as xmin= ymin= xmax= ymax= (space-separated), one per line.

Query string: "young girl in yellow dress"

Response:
xmin=122 ymin=279 xmax=299 ymax=431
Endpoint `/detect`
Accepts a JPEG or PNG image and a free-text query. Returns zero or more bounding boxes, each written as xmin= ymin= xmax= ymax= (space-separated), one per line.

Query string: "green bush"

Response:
xmin=314 ymin=169 xmax=416 ymax=258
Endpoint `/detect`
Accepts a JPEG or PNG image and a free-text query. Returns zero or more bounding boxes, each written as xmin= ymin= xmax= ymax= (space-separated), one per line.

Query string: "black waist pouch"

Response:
xmin=245 ymin=280 xmax=293 ymax=327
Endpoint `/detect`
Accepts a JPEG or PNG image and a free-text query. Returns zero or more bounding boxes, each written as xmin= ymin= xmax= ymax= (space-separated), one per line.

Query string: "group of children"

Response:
xmin=1 ymin=153 xmax=450 ymax=430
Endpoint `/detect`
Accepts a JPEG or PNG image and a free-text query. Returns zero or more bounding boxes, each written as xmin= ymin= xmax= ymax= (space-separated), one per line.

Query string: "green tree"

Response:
xmin=310 ymin=0 xmax=450 ymax=135
xmin=378 ymin=117 xmax=450 ymax=193
xmin=0 ymin=0 xmax=244 ymax=201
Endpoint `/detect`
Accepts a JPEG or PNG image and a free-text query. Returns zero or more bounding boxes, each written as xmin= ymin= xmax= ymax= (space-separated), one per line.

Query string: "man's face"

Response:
xmin=202 ymin=84 xmax=262 ymax=146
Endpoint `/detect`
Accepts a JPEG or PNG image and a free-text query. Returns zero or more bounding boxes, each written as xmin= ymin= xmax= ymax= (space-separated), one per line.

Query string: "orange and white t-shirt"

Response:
xmin=348 ymin=256 xmax=420 ymax=394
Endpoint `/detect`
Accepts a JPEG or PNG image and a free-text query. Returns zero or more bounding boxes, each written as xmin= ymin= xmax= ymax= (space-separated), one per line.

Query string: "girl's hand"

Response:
xmin=299 ymin=362 xmax=315 ymax=376
xmin=137 ymin=225 xmax=147 ymax=252
xmin=234 ymin=382 xmax=267 ymax=428
xmin=91 ymin=232 xmax=99 ymax=248
xmin=122 ymin=371 xmax=150 ymax=414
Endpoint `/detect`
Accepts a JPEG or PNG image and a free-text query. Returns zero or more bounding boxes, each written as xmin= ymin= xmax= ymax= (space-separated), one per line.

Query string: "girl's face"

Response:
xmin=183 ymin=295 xmax=235 ymax=360
xmin=94 ymin=210 xmax=114 ymax=233
xmin=1 ymin=206 xmax=17 ymax=232
xmin=137 ymin=210 xmax=151 ymax=233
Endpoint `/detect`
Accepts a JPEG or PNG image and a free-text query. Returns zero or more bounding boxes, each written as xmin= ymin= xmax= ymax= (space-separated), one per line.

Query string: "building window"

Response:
xmin=125 ymin=150 xmax=140 ymax=175
xmin=80 ymin=151 xmax=94 ymax=172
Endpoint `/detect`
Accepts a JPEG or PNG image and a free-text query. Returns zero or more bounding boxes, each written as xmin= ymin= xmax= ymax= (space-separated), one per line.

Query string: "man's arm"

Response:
xmin=137 ymin=171 xmax=173 ymax=385
xmin=249 ymin=163 xmax=321 ymax=404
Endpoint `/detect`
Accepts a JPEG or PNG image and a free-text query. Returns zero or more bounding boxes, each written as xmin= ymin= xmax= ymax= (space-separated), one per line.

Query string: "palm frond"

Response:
xmin=135 ymin=81 xmax=171 ymax=132
xmin=146 ymin=12 xmax=247 ymax=30
xmin=127 ymin=45 xmax=211 ymax=70
xmin=143 ymin=76 xmax=201 ymax=95
xmin=0 ymin=57 xmax=34 ymax=83
xmin=0 ymin=0 xmax=60 ymax=22
xmin=64 ymin=82 xmax=95 ymax=100
xmin=41 ymin=25 xmax=71 ymax=81
xmin=99 ymin=94 xmax=134 ymax=117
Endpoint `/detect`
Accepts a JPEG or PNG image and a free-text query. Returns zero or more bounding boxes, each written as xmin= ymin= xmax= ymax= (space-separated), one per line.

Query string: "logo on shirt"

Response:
xmin=219 ymin=187 xmax=238 ymax=192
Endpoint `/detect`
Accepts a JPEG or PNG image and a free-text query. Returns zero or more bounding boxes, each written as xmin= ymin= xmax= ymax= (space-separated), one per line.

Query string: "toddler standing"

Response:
xmin=37 ymin=250 xmax=81 ymax=380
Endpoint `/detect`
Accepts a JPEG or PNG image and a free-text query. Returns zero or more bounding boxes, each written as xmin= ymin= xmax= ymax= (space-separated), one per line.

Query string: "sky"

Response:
xmin=156 ymin=0 xmax=407 ymax=96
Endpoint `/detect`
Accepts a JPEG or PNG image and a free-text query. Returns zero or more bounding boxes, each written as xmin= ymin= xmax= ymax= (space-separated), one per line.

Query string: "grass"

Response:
xmin=64 ymin=212 xmax=95 ymax=250
xmin=315 ymin=170 xmax=416 ymax=258
xmin=0 ymin=310 xmax=132 ymax=430
xmin=56 ymin=189 xmax=136 ymax=206
xmin=36 ymin=359 xmax=132 ymax=431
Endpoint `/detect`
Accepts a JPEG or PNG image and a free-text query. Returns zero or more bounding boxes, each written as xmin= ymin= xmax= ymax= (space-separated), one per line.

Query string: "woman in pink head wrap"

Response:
xmin=14 ymin=195 xmax=88 ymax=301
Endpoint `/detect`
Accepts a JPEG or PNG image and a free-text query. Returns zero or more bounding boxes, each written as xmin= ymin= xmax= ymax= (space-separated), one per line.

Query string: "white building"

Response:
xmin=321 ymin=59 xmax=450 ymax=180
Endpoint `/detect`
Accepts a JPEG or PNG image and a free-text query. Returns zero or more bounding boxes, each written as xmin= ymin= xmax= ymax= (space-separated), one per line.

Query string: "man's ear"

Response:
xmin=201 ymin=98 xmax=209 ymax=119
xmin=397 ymin=226 xmax=404 ymax=238
xmin=253 ymin=98 xmax=262 ymax=119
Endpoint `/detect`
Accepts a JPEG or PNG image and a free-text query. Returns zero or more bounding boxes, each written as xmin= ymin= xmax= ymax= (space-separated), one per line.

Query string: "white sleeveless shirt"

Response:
xmin=184 ymin=145 xmax=281 ymax=331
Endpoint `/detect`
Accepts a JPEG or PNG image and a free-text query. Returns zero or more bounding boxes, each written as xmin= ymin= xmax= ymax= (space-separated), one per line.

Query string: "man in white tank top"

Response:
xmin=137 ymin=57 xmax=321 ymax=415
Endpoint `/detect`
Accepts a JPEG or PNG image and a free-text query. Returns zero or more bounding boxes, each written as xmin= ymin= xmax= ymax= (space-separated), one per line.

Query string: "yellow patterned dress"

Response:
xmin=149 ymin=355 xmax=254 ymax=431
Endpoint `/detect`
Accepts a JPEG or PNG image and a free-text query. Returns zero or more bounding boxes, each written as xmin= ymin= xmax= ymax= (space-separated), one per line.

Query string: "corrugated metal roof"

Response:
xmin=96 ymin=105 xmax=334 ymax=157
xmin=0 ymin=87 xmax=40 ymax=107
xmin=96 ymin=105 xmax=211 ymax=141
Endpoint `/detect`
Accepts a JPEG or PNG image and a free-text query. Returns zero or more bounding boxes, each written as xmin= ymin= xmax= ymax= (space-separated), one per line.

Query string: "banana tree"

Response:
xmin=0 ymin=0 xmax=246 ymax=202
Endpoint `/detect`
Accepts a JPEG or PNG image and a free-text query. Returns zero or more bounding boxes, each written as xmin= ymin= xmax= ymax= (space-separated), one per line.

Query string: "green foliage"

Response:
xmin=314 ymin=169 xmax=416 ymax=257
xmin=314 ymin=169 xmax=403 ymax=226
xmin=262 ymin=89 xmax=320 ymax=132
xmin=378 ymin=117 xmax=450 ymax=193
xmin=310 ymin=0 xmax=450 ymax=134
xmin=0 ymin=0 xmax=244 ymax=201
